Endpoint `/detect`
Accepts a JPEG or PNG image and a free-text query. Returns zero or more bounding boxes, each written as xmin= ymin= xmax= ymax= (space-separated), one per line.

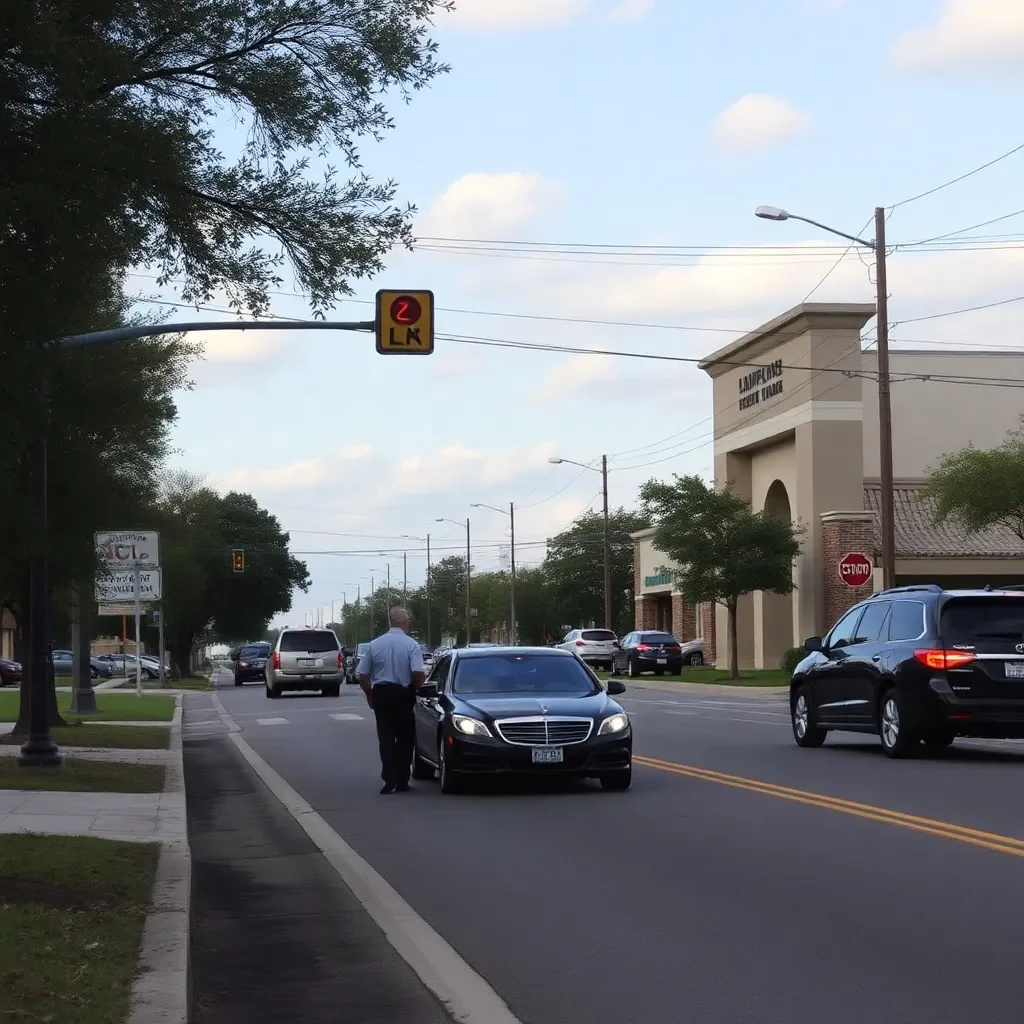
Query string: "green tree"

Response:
xmin=925 ymin=421 xmax=1024 ymax=542
xmin=640 ymin=475 xmax=802 ymax=679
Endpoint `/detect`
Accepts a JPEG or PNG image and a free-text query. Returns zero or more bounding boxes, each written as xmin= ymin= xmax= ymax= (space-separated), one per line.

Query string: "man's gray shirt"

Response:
xmin=360 ymin=628 xmax=424 ymax=687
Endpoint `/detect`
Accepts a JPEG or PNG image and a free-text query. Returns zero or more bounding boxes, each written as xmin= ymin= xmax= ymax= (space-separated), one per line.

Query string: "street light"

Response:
xmin=548 ymin=455 xmax=612 ymax=631
xmin=755 ymin=204 xmax=895 ymax=590
xmin=436 ymin=517 xmax=471 ymax=644
xmin=471 ymin=502 xmax=517 ymax=645
xmin=402 ymin=534 xmax=432 ymax=647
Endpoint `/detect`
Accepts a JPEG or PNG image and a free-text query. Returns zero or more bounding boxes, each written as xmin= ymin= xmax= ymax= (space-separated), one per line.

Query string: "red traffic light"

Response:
xmin=389 ymin=295 xmax=422 ymax=325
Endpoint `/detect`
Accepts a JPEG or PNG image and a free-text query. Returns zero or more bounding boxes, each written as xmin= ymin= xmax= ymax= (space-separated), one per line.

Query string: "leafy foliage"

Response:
xmin=779 ymin=647 xmax=806 ymax=676
xmin=640 ymin=475 xmax=802 ymax=678
xmin=925 ymin=421 xmax=1024 ymax=542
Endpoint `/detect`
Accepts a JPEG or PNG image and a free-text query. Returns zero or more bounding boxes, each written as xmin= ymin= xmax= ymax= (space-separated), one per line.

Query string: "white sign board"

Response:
xmin=95 ymin=531 xmax=160 ymax=569
xmin=95 ymin=569 xmax=163 ymax=602
xmin=98 ymin=603 xmax=150 ymax=617
xmin=498 ymin=545 xmax=511 ymax=571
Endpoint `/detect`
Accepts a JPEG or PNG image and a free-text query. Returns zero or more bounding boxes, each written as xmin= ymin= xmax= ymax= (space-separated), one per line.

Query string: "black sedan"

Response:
xmin=234 ymin=642 xmax=270 ymax=685
xmin=411 ymin=646 xmax=632 ymax=793
xmin=0 ymin=658 xmax=21 ymax=686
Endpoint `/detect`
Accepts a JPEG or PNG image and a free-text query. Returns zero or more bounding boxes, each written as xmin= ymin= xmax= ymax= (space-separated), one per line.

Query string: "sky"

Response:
xmin=137 ymin=0 xmax=1024 ymax=628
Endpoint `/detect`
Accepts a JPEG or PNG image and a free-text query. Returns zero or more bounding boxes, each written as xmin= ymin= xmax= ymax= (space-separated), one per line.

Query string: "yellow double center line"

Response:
xmin=633 ymin=754 xmax=1024 ymax=859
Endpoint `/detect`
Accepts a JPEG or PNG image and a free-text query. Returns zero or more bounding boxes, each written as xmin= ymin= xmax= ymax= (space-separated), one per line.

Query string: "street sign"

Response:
xmin=95 ymin=530 xmax=160 ymax=568
xmin=375 ymin=289 xmax=434 ymax=355
xmin=98 ymin=603 xmax=150 ymax=617
xmin=838 ymin=552 xmax=873 ymax=588
xmin=95 ymin=569 xmax=163 ymax=602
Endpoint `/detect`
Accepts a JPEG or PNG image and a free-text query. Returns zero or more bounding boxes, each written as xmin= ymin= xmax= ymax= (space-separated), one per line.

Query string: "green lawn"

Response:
xmin=0 ymin=834 xmax=160 ymax=1023
xmin=599 ymin=667 xmax=789 ymax=687
xmin=116 ymin=675 xmax=211 ymax=691
xmin=0 ymin=691 xmax=175 ymax=723
xmin=0 ymin=757 xmax=165 ymax=793
xmin=0 ymin=724 xmax=171 ymax=749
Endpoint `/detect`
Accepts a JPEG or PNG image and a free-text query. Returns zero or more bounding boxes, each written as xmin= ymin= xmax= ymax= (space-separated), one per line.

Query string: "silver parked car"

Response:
xmin=557 ymin=628 xmax=619 ymax=670
xmin=266 ymin=628 xmax=344 ymax=698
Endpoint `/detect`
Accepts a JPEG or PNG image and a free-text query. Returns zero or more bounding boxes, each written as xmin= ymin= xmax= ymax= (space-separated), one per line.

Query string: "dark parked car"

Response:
xmin=345 ymin=642 xmax=370 ymax=684
xmin=0 ymin=658 xmax=21 ymax=686
xmin=234 ymin=642 xmax=270 ymax=686
xmin=411 ymin=646 xmax=632 ymax=793
xmin=791 ymin=585 xmax=1024 ymax=758
xmin=53 ymin=651 xmax=115 ymax=679
xmin=612 ymin=631 xmax=684 ymax=677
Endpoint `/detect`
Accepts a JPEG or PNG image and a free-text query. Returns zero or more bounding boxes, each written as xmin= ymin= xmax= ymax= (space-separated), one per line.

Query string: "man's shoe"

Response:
xmin=380 ymin=783 xmax=397 ymax=795
xmin=396 ymin=782 xmax=410 ymax=792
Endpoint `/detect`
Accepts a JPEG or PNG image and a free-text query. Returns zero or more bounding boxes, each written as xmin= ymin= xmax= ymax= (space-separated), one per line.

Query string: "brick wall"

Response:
xmin=821 ymin=511 xmax=878 ymax=632
xmin=700 ymin=602 xmax=717 ymax=664
xmin=671 ymin=594 xmax=697 ymax=640
xmin=640 ymin=597 xmax=660 ymax=630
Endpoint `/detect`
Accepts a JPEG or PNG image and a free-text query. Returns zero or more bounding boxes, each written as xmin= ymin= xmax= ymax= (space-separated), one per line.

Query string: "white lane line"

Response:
xmin=211 ymin=692 xmax=523 ymax=1024
xmin=330 ymin=713 xmax=365 ymax=722
xmin=256 ymin=717 xmax=289 ymax=726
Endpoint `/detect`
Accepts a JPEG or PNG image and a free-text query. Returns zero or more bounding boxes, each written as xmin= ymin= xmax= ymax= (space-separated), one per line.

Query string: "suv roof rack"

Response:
xmin=988 ymin=584 xmax=1024 ymax=592
xmin=878 ymin=584 xmax=943 ymax=595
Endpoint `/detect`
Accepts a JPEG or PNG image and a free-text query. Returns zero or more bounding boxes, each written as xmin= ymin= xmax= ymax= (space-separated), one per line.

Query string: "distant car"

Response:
xmin=465 ymin=643 xmax=500 ymax=648
xmin=419 ymin=644 xmax=435 ymax=673
xmin=267 ymin=628 xmax=344 ymax=698
xmin=611 ymin=631 xmax=684 ymax=677
xmin=411 ymin=646 xmax=632 ymax=793
xmin=345 ymin=642 xmax=370 ymax=684
xmin=52 ymin=652 xmax=115 ymax=679
xmin=556 ymin=628 xmax=619 ymax=671
xmin=234 ymin=642 xmax=270 ymax=686
xmin=0 ymin=658 xmax=21 ymax=686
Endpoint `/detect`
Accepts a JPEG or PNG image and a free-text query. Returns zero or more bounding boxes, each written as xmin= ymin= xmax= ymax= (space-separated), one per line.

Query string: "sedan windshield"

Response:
xmin=240 ymin=645 xmax=268 ymax=659
xmin=452 ymin=654 xmax=599 ymax=695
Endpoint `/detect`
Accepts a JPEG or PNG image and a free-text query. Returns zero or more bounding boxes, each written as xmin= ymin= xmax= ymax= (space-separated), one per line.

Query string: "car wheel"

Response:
xmin=235 ymin=676 xmax=243 ymax=687
xmin=791 ymin=685 xmax=827 ymax=748
xmin=412 ymin=749 xmax=435 ymax=781
xmin=322 ymin=682 xmax=341 ymax=697
xmin=922 ymin=730 xmax=955 ymax=749
xmin=90 ymin=668 xmax=99 ymax=679
xmin=879 ymin=689 xmax=916 ymax=758
xmin=266 ymin=682 xmax=280 ymax=699
xmin=600 ymin=768 xmax=631 ymax=791
xmin=438 ymin=740 xmax=462 ymax=794
xmin=627 ymin=658 xmax=637 ymax=679
xmin=688 ymin=652 xmax=703 ymax=666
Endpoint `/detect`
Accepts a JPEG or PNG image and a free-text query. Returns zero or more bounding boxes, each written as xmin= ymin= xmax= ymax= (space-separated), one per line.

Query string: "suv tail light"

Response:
xmin=575 ymin=639 xmax=586 ymax=647
xmin=636 ymin=644 xmax=651 ymax=652
xmin=272 ymin=651 xmax=281 ymax=670
xmin=914 ymin=649 xmax=976 ymax=670
xmin=337 ymin=651 xmax=344 ymax=669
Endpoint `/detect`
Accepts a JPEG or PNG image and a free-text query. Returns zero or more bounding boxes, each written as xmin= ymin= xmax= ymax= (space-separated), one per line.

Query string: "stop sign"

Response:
xmin=838 ymin=552 xmax=873 ymax=588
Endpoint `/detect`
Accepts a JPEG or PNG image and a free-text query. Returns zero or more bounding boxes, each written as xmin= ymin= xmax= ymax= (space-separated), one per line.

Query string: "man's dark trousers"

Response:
xmin=372 ymin=684 xmax=416 ymax=786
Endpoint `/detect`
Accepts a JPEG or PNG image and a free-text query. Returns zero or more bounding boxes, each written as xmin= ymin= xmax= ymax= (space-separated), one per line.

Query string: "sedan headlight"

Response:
xmin=598 ymin=712 xmax=629 ymax=736
xmin=452 ymin=714 xmax=492 ymax=737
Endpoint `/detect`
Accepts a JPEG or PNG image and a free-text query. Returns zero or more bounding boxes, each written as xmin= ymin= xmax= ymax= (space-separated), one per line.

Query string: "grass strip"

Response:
xmin=0 ymin=757 xmax=165 ymax=793
xmin=0 ymin=691 xmax=175 ymax=723
xmin=1 ymin=724 xmax=171 ymax=750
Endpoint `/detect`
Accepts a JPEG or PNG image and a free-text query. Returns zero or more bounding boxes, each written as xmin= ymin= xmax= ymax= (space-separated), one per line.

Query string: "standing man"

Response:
xmin=358 ymin=606 xmax=426 ymax=794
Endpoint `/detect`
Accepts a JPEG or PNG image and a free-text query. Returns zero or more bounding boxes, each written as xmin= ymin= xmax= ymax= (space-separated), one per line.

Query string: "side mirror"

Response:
xmin=606 ymin=679 xmax=626 ymax=696
xmin=417 ymin=683 xmax=439 ymax=699
xmin=803 ymin=636 xmax=823 ymax=652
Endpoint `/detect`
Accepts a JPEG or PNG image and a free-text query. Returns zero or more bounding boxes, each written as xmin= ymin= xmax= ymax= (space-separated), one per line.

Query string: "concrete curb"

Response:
xmin=127 ymin=694 xmax=192 ymax=1024
xmin=210 ymin=691 xmax=523 ymax=1024
xmin=616 ymin=679 xmax=788 ymax=697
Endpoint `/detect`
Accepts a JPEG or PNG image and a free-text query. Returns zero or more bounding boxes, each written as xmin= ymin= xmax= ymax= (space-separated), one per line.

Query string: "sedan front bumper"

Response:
xmin=447 ymin=731 xmax=632 ymax=776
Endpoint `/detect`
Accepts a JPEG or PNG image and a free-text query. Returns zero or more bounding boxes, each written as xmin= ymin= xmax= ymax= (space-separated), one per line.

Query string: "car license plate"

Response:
xmin=1006 ymin=661 xmax=1024 ymax=679
xmin=532 ymin=747 xmax=563 ymax=764
xmin=657 ymin=658 xmax=667 ymax=665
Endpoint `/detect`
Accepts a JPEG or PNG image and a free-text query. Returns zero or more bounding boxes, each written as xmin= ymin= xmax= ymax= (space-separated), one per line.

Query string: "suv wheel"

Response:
xmin=791 ymin=685 xmax=827 ymax=748
xmin=922 ymin=729 xmax=954 ymax=749
xmin=234 ymin=676 xmax=243 ymax=687
xmin=879 ymin=690 xmax=916 ymax=758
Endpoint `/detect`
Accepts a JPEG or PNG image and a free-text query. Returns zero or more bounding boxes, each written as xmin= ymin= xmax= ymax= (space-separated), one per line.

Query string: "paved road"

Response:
xmin=202 ymin=668 xmax=1024 ymax=1024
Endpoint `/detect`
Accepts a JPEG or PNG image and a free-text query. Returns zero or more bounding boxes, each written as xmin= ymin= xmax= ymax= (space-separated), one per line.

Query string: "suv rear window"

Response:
xmin=279 ymin=630 xmax=339 ymax=653
xmin=941 ymin=598 xmax=1024 ymax=644
xmin=640 ymin=632 xmax=677 ymax=644
xmin=581 ymin=630 xmax=617 ymax=641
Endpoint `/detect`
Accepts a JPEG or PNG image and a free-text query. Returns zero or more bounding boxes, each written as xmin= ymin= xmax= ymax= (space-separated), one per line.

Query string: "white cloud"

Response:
xmin=532 ymin=354 xmax=616 ymax=402
xmin=417 ymin=172 xmax=566 ymax=238
xmin=192 ymin=328 xmax=292 ymax=363
xmin=607 ymin=0 xmax=655 ymax=21
xmin=713 ymin=95 xmax=812 ymax=156
xmin=215 ymin=445 xmax=374 ymax=493
xmin=447 ymin=0 xmax=590 ymax=30
xmin=892 ymin=0 xmax=1024 ymax=72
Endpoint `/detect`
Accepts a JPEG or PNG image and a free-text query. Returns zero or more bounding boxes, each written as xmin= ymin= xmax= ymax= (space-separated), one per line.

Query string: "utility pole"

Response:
xmin=465 ymin=518 xmax=472 ymax=645
xmin=403 ymin=550 xmax=407 ymax=603
xmin=601 ymin=455 xmax=612 ymax=632
xmin=874 ymin=206 xmax=896 ymax=590
xmin=426 ymin=534 xmax=432 ymax=649
xmin=369 ymin=576 xmax=375 ymax=636
xmin=509 ymin=502 xmax=517 ymax=645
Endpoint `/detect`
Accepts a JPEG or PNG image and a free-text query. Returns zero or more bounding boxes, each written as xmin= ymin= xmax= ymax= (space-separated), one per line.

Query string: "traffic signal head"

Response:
xmin=375 ymin=289 xmax=434 ymax=355
xmin=232 ymin=549 xmax=245 ymax=573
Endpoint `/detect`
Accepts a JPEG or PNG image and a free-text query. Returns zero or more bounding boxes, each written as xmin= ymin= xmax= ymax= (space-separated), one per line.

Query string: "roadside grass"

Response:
xmin=115 ymin=675 xmax=211 ymax=691
xmin=597 ymin=667 xmax=789 ymax=687
xmin=0 ymin=691 xmax=175 ymax=723
xmin=0 ymin=757 xmax=165 ymax=793
xmin=0 ymin=724 xmax=171 ymax=749
xmin=0 ymin=834 xmax=159 ymax=1023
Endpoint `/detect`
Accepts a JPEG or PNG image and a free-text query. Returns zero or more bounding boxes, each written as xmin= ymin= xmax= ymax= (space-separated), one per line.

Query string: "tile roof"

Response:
xmin=863 ymin=484 xmax=1024 ymax=558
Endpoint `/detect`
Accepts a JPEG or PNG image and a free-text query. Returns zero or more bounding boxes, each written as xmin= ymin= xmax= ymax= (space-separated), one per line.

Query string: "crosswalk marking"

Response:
xmin=257 ymin=717 xmax=289 ymax=726
xmin=330 ymin=713 xmax=365 ymax=722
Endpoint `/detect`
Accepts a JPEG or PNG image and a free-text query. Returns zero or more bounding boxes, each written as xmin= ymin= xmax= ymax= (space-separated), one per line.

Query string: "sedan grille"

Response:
xmin=494 ymin=717 xmax=593 ymax=746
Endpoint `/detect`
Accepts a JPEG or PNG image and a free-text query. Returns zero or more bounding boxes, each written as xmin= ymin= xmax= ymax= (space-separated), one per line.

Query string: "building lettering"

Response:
xmin=737 ymin=358 xmax=784 ymax=411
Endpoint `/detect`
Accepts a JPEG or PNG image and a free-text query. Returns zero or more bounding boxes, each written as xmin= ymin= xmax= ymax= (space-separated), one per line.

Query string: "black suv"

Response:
xmin=790 ymin=585 xmax=1024 ymax=758
xmin=234 ymin=642 xmax=271 ymax=686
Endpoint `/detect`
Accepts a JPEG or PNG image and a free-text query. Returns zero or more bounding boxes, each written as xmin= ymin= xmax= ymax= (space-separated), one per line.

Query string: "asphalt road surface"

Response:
xmin=202 ymin=668 xmax=1024 ymax=1024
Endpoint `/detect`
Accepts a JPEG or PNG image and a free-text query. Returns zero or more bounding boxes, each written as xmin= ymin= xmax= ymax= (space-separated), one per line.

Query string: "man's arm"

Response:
xmin=409 ymin=641 xmax=426 ymax=688
xmin=358 ymin=647 xmax=374 ymax=707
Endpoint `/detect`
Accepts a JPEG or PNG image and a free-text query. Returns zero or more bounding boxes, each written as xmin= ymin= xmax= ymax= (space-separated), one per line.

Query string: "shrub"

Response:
xmin=779 ymin=647 xmax=806 ymax=676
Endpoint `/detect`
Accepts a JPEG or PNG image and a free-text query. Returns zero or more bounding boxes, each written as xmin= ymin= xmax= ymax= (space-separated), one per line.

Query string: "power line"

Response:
xmin=893 ymin=294 xmax=1024 ymax=325
xmin=910 ymin=208 xmax=1024 ymax=246
xmin=889 ymin=140 xmax=1024 ymax=210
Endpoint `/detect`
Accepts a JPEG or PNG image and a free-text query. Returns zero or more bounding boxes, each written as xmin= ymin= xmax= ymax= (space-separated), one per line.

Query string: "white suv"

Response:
xmin=557 ymin=629 xmax=619 ymax=670
xmin=267 ymin=628 xmax=344 ymax=698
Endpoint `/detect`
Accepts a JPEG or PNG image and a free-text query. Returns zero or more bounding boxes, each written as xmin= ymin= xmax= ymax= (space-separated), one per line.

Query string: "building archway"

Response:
xmin=760 ymin=479 xmax=795 ymax=669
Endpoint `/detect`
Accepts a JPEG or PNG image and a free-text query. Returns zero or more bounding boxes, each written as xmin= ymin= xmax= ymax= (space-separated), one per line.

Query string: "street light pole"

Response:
xmin=754 ymin=204 xmax=895 ymax=589
xmin=471 ymin=502 xmax=517 ymax=644
xmin=426 ymin=534 xmax=432 ymax=648
xmin=403 ymin=550 xmax=407 ymax=603
xmin=436 ymin=518 xmax=472 ymax=645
